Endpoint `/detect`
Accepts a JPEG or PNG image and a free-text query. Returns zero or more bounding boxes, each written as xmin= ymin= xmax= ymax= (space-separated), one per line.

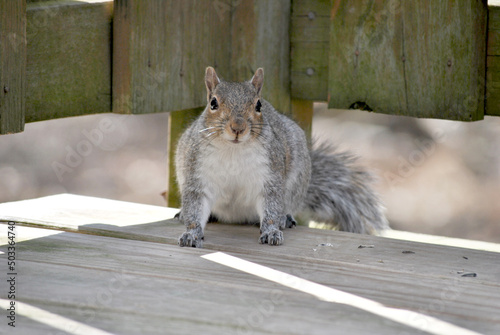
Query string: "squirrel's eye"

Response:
xmin=255 ymin=100 xmax=262 ymax=113
xmin=210 ymin=97 xmax=218 ymax=110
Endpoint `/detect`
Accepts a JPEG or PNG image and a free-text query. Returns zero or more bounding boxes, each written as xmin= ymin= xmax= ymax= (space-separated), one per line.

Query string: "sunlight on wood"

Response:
xmin=203 ymin=252 xmax=482 ymax=335
xmin=0 ymin=194 xmax=178 ymax=230
xmin=0 ymin=223 xmax=61 ymax=246
xmin=0 ymin=299 xmax=115 ymax=335
xmin=382 ymin=230 xmax=500 ymax=254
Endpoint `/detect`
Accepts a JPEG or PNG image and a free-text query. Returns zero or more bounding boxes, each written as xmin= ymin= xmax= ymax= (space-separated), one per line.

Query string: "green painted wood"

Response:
xmin=25 ymin=0 xmax=112 ymax=122
xmin=291 ymin=99 xmax=313 ymax=139
xmin=329 ymin=0 xmax=488 ymax=121
xmin=290 ymin=0 xmax=330 ymax=101
xmin=167 ymin=107 xmax=203 ymax=208
xmin=0 ymin=0 xmax=26 ymax=134
xmin=487 ymin=58 xmax=500 ymax=116
xmin=487 ymin=4 xmax=500 ymax=116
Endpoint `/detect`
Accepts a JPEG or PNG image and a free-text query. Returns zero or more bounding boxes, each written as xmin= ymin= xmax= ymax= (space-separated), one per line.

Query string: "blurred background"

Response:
xmin=0 ymin=106 xmax=499 ymax=243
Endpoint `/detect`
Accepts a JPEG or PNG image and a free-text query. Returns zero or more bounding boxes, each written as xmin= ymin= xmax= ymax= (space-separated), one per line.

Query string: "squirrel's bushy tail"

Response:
xmin=303 ymin=143 xmax=388 ymax=234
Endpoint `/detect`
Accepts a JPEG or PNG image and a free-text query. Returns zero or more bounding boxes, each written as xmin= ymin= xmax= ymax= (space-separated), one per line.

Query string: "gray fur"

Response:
xmin=176 ymin=67 xmax=388 ymax=247
xmin=304 ymin=143 xmax=388 ymax=234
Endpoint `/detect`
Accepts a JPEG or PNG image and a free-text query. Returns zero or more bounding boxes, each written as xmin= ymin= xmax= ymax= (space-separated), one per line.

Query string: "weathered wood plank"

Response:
xmin=113 ymin=0 xmax=233 ymax=115
xmin=2 ymin=195 xmax=500 ymax=333
xmin=329 ymin=0 xmax=488 ymax=121
xmin=1 ymin=194 xmax=499 ymax=278
xmin=290 ymin=0 xmax=330 ymax=101
xmin=487 ymin=57 xmax=500 ymax=116
xmin=1 ymin=221 xmax=500 ymax=334
xmin=487 ymin=3 xmax=500 ymax=116
xmin=25 ymin=0 xmax=112 ymax=122
xmin=230 ymin=0 xmax=291 ymax=114
xmin=113 ymin=0 xmax=291 ymax=115
xmin=0 ymin=0 xmax=26 ymax=134
xmin=0 ymin=225 xmax=423 ymax=335
xmin=0 ymin=193 xmax=179 ymax=230
xmin=489 ymin=3 xmax=500 ymax=55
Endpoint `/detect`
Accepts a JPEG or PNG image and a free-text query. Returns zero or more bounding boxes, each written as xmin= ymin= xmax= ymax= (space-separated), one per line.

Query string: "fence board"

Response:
xmin=113 ymin=0 xmax=291 ymax=115
xmin=328 ymin=0 xmax=488 ymax=121
xmin=113 ymin=0 xmax=233 ymax=115
xmin=26 ymin=0 xmax=112 ymax=122
xmin=1 ymin=0 xmax=498 ymax=138
xmin=230 ymin=0 xmax=291 ymax=114
xmin=487 ymin=3 xmax=500 ymax=116
xmin=290 ymin=0 xmax=330 ymax=101
xmin=0 ymin=0 xmax=26 ymax=134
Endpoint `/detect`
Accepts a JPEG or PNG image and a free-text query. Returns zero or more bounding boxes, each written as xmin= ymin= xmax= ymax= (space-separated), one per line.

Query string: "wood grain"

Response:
xmin=290 ymin=0 xmax=330 ymax=101
xmin=25 ymin=0 xmax=112 ymax=122
xmin=1 ymin=221 xmax=499 ymax=333
xmin=230 ymin=0 xmax=292 ymax=114
xmin=0 ymin=225 xmax=422 ymax=335
xmin=113 ymin=0 xmax=291 ymax=115
xmin=487 ymin=3 xmax=500 ymax=116
xmin=112 ymin=0 xmax=232 ymax=115
xmin=1 ymin=194 xmax=499 ymax=334
xmin=328 ymin=0 xmax=488 ymax=121
xmin=0 ymin=0 xmax=26 ymax=134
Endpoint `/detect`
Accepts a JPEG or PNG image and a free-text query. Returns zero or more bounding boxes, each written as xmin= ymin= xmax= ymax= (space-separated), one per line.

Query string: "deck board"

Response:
xmin=1 ymin=226 xmax=422 ymax=335
xmin=1 ymin=194 xmax=499 ymax=334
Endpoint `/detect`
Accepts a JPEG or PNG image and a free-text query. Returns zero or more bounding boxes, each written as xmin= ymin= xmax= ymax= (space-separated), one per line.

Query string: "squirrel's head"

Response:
xmin=203 ymin=66 xmax=264 ymax=144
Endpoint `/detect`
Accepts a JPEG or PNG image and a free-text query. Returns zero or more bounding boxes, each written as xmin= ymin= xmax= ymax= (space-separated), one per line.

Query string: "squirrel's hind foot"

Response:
xmin=285 ymin=214 xmax=297 ymax=228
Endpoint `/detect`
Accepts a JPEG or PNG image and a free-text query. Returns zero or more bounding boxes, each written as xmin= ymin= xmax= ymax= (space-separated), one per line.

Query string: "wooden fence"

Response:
xmin=2 ymin=0 xmax=499 ymax=134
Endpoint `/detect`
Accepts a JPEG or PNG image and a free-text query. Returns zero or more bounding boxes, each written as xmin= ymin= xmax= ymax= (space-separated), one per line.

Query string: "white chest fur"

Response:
xmin=200 ymin=141 xmax=269 ymax=223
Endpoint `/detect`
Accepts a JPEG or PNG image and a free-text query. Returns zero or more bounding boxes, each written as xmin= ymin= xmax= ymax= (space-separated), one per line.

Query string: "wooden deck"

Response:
xmin=1 ymin=194 xmax=499 ymax=334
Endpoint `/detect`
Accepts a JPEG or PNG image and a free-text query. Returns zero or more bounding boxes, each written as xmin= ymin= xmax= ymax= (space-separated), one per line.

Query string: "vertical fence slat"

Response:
xmin=230 ymin=0 xmax=291 ymax=114
xmin=290 ymin=0 xmax=330 ymax=101
xmin=0 ymin=0 xmax=26 ymax=134
xmin=113 ymin=0 xmax=233 ymax=115
xmin=487 ymin=4 xmax=500 ymax=116
xmin=25 ymin=1 xmax=112 ymax=123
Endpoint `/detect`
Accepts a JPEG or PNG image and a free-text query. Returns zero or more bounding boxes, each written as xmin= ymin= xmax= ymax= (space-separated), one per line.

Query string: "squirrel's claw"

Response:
xmin=178 ymin=231 xmax=204 ymax=248
xmin=259 ymin=229 xmax=284 ymax=246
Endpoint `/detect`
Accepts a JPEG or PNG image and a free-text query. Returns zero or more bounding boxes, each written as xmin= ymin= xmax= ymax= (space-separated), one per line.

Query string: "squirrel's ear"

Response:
xmin=251 ymin=68 xmax=264 ymax=96
xmin=205 ymin=67 xmax=220 ymax=98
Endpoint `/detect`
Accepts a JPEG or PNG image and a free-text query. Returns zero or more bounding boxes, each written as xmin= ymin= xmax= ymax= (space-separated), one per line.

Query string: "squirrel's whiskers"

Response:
xmin=199 ymin=127 xmax=216 ymax=133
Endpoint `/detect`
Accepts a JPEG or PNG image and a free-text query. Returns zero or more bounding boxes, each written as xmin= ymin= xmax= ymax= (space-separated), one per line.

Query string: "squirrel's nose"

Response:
xmin=230 ymin=125 xmax=244 ymax=136
xmin=230 ymin=119 xmax=246 ymax=135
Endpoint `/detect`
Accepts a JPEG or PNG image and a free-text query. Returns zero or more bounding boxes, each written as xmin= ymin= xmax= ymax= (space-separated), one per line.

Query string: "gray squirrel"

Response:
xmin=175 ymin=67 xmax=388 ymax=247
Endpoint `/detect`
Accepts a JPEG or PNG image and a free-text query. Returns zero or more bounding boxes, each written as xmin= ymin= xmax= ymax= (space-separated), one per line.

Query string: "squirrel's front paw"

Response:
xmin=259 ymin=229 xmax=284 ymax=246
xmin=178 ymin=231 xmax=204 ymax=248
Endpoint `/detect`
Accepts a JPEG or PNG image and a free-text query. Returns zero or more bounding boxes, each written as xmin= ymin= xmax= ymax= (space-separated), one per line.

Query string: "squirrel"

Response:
xmin=175 ymin=67 xmax=388 ymax=247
